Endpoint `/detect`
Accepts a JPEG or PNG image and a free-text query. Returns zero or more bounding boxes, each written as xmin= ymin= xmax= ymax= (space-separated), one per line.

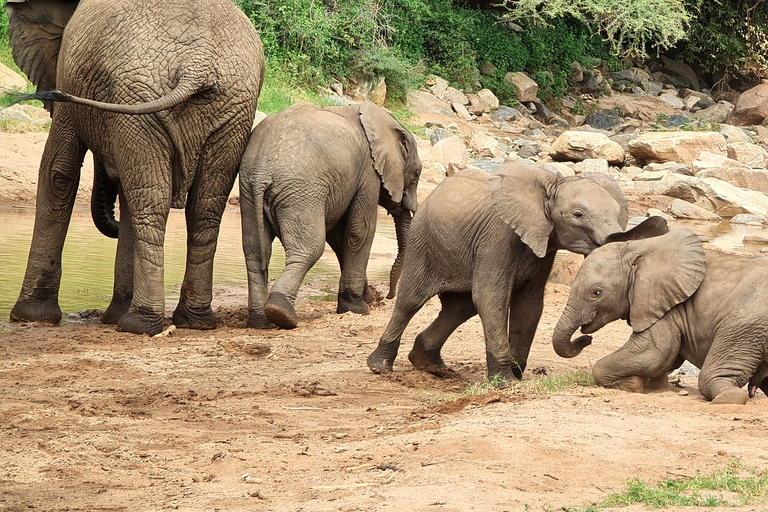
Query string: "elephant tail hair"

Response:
xmin=4 ymin=74 xmax=206 ymax=115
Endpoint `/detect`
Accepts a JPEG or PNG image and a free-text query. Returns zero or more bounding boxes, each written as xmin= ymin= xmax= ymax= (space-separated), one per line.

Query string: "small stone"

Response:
xmin=678 ymin=389 xmax=689 ymax=396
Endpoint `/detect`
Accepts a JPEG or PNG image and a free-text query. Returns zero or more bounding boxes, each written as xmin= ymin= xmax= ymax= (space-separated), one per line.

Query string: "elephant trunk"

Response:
xmin=91 ymin=171 xmax=120 ymax=239
xmin=387 ymin=209 xmax=412 ymax=299
xmin=553 ymin=305 xmax=593 ymax=358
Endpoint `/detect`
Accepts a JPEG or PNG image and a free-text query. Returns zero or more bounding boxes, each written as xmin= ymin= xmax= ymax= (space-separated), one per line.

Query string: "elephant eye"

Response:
xmin=591 ymin=288 xmax=602 ymax=298
xmin=573 ymin=210 xmax=584 ymax=219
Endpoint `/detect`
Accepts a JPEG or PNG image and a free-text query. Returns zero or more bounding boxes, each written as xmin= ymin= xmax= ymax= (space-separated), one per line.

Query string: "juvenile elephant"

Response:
xmin=553 ymin=227 xmax=768 ymax=405
xmin=5 ymin=0 xmax=265 ymax=335
xmin=366 ymin=162 xmax=665 ymax=381
xmin=239 ymin=101 xmax=421 ymax=329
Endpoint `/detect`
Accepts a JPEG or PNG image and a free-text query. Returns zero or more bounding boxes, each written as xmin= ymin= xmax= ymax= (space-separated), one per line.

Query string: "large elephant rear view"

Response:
xmin=5 ymin=0 xmax=265 ymax=335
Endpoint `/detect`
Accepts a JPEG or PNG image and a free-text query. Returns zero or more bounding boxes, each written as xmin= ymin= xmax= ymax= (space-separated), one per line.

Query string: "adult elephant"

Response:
xmin=553 ymin=227 xmax=768 ymax=405
xmin=5 ymin=0 xmax=265 ymax=335
xmin=367 ymin=162 xmax=668 ymax=382
xmin=239 ymin=101 xmax=421 ymax=329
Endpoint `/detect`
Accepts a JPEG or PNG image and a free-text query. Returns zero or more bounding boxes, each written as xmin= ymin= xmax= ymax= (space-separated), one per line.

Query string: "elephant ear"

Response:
xmin=489 ymin=162 xmax=560 ymax=258
xmin=626 ymin=228 xmax=706 ymax=332
xmin=359 ymin=101 xmax=416 ymax=204
xmin=604 ymin=215 xmax=669 ymax=244
xmin=582 ymin=172 xmax=629 ymax=229
xmin=5 ymin=0 xmax=79 ymax=108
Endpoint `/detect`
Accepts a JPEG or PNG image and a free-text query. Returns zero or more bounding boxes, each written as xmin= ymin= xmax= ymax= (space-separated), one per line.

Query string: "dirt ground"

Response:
xmin=1 ymin=131 xmax=767 ymax=512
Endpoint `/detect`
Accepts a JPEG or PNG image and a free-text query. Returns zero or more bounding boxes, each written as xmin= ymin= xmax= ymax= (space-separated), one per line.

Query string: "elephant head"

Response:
xmin=358 ymin=101 xmax=422 ymax=298
xmin=553 ymin=228 xmax=706 ymax=358
xmin=488 ymin=162 xmax=662 ymax=258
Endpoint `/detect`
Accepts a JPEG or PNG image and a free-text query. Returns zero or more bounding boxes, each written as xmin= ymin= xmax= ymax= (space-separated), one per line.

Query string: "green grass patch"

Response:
xmin=574 ymin=463 xmax=768 ymax=510
xmin=424 ymin=369 xmax=595 ymax=403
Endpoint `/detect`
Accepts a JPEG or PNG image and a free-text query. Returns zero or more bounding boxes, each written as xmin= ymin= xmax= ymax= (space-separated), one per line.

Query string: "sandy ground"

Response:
xmin=1 ymin=131 xmax=767 ymax=512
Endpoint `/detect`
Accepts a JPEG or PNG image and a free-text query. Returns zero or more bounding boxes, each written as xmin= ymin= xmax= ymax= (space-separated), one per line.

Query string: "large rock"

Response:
xmin=628 ymin=132 xmax=727 ymax=165
xmin=728 ymin=81 xmax=768 ymax=126
xmin=430 ymin=136 xmax=471 ymax=165
xmin=667 ymin=198 xmax=722 ymax=220
xmin=548 ymin=252 xmax=584 ymax=285
xmin=691 ymin=151 xmax=751 ymax=175
xmin=573 ymin=158 xmax=610 ymax=175
xmin=697 ymin=166 xmax=768 ymax=196
xmin=442 ymin=87 xmax=470 ymax=106
xmin=662 ymin=174 xmax=768 ymax=217
xmin=505 ymin=72 xmax=538 ymax=103
xmin=466 ymin=94 xmax=490 ymax=116
xmin=469 ymin=130 xmax=501 ymax=158
xmin=660 ymin=56 xmax=700 ymax=90
xmin=692 ymin=102 xmax=733 ymax=125
xmin=476 ymin=89 xmax=499 ymax=111
xmin=0 ymin=63 xmax=27 ymax=94
xmin=727 ymin=142 xmax=768 ymax=168
xmin=406 ymin=89 xmax=456 ymax=118
xmin=659 ymin=92 xmax=684 ymax=110
xmin=550 ymin=131 xmax=625 ymax=165
xmin=584 ymin=109 xmax=622 ymax=130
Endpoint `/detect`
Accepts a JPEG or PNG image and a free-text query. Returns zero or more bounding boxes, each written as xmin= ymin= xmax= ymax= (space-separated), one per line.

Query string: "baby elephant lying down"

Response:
xmin=554 ymin=227 xmax=768 ymax=405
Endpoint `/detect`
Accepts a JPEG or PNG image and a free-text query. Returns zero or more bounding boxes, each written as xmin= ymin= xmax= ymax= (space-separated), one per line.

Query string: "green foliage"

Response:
xmin=680 ymin=0 xmax=768 ymax=81
xmin=504 ymin=0 xmax=692 ymax=59
xmin=576 ymin=463 xmax=768 ymax=510
xmin=234 ymin=0 xmax=615 ymax=101
xmin=0 ymin=0 xmax=18 ymax=73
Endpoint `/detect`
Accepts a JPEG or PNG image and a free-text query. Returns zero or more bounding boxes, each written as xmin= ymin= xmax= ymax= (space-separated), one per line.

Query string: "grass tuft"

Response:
xmin=576 ymin=463 xmax=768 ymax=510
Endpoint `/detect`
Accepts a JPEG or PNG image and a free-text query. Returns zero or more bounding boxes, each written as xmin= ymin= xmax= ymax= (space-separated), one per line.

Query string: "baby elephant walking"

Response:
xmin=239 ymin=102 xmax=421 ymax=329
xmin=367 ymin=162 xmax=664 ymax=382
xmin=554 ymin=227 xmax=768 ymax=405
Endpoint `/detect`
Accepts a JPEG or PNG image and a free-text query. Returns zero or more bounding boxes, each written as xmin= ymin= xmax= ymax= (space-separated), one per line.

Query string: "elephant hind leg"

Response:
xmin=12 ymin=110 xmax=86 ymax=325
xmin=172 ymin=125 xmax=247 ymax=330
xmin=698 ymin=328 xmax=763 ymax=404
xmin=266 ymin=214 xmax=328 ymax=329
xmin=102 ymin=184 xmax=134 ymax=324
xmin=408 ymin=292 xmax=476 ymax=373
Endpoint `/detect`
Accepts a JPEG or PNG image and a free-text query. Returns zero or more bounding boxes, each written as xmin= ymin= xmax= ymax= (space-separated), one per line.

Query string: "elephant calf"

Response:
xmin=367 ymin=162 xmax=664 ymax=382
xmin=239 ymin=101 xmax=421 ymax=329
xmin=554 ymin=227 xmax=768 ymax=405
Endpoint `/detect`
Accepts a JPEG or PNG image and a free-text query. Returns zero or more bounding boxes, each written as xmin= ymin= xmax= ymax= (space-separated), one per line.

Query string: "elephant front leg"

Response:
xmin=592 ymin=326 xmax=682 ymax=393
xmin=11 ymin=113 xmax=86 ymax=324
xmin=474 ymin=285 xmax=520 ymax=383
xmin=408 ymin=292 xmax=477 ymax=373
xmin=330 ymin=196 xmax=378 ymax=316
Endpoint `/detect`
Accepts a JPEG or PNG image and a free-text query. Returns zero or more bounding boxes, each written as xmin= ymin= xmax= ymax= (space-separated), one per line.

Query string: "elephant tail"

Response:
xmin=239 ymin=171 xmax=272 ymax=274
xmin=6 ymin=73 xmax=207 ymax=115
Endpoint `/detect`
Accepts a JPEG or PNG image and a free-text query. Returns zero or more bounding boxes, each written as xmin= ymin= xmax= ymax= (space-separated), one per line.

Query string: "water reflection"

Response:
xmin=0 ymin=208 xmax=399 ymax=321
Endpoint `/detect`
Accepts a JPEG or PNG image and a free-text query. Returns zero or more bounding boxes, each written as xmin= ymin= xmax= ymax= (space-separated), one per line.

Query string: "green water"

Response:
xmin=0 ymin=208 xmax=399 ymax=321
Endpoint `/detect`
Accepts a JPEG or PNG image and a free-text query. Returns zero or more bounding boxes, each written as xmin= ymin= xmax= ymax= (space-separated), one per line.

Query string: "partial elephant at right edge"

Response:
xmin=553 ymin=227 xmax=768 ymax=405
xmin=366 ymin=160 xmax=669 ymax=383
xmin=239 ymin=101 xmax=421 ymax=330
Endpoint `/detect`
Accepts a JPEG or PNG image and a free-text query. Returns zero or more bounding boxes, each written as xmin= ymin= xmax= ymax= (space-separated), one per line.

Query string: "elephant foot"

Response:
xmin=247 ymin=310 xmax=275 ymax=329
xmin=10 ymin=299 xmax=62 ymax=325
xmin=367 ymin=346 xmax=397 ymax=374
xmin=172 ymin=304 xmax=217 ymax=330
xmin=711 ymin=388 xmax=749 ymax=405
xmin=408 ymin=339 xmax=447 ymax=373
xmin=646 ymin=374 xmax=673 ymax=392
xmin=337 ymin=292 xmax=370 ymax=315
xmin=609 ymin=375 xmax=645 ymax=393
xmin=102 ymin=296 xmax=131 ymax=325
xmin=485 ymin=367 xmax=518 ymax=386
xmin=117 ymin=308 xmax=164 ymax=336
xmin=264 ymin=293 xmax=298 ymax=329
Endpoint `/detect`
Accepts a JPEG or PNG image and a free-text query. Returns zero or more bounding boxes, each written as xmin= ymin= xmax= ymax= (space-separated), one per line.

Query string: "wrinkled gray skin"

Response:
xmin=239 ymin=102 xmax=421 ymax=329
xmin=554 ymin=227 xmax=768 ymax=405
xmin=367 ymin=162 xmax=662 ymax=382
xmin=6 ymin=0 xmax=265 ymax=335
